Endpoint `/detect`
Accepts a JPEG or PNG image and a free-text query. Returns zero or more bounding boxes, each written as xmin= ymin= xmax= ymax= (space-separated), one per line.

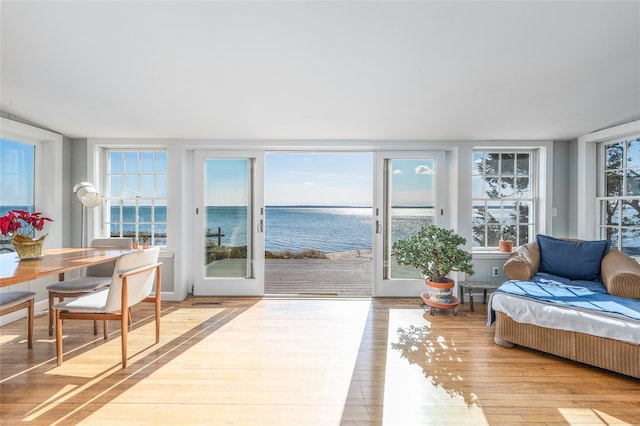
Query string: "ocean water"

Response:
xmin=207 ymin=206 xmax=434 ymax=253
xmin=1 ymin=205 xmax=434 ymax=254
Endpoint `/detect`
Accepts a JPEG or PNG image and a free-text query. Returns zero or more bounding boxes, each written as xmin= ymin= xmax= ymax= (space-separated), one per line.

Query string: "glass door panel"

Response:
xmin=194 ymin=152 xmax=264 ymax=296
xmin=374 ymin=152 xmax=446 ymax=297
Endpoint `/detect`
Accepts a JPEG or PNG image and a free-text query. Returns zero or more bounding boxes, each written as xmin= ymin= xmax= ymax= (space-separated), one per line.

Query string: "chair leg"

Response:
xmin=155 ymin=293 xmax=161 ymax=344
xmin=94 ymin=320 xmax=98 ymax=335
xmin=48 ymin=292 xmax=54 ymax=336
xmin=128 ymin=307 xmax=133 ymax=329
xmin=27 ymin=298 xmax=34 ymax=349
xmin=121 ymin=307 xmax=128 ymax=368
xmin=103 ymin=320 xmax=108 ymax=340
xmin=55 ymin=309 xmax=63 ymax=365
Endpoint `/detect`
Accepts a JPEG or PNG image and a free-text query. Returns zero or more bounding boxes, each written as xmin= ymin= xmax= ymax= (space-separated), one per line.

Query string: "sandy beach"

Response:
xmin=325 ymin=249 xmax=372 ymax=260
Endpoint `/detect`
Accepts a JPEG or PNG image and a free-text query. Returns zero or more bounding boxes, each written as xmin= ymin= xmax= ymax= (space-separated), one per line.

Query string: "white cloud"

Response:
xmin=392 ymin=169 xmax=403 ymax=174
xmin=415 ymin=165 xmax=434 ymax=175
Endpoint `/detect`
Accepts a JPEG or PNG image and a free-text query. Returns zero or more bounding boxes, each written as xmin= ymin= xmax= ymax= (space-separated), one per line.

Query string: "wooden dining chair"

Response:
xmin=46 ymin=237 xmax=133 ymax=336
xmin=0 ymin=291 xmax=36 ymax=348
xmin=54 ymin=247 xmax=161 ymax=368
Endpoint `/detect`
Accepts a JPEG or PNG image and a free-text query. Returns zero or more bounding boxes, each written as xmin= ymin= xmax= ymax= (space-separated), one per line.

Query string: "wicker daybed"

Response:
xmin=491 ymin=237 xmax=640 ymax=379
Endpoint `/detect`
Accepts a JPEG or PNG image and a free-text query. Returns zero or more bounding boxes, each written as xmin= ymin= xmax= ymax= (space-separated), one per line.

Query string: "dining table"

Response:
xmin=0 ymin=247 xmax=132 ymax=287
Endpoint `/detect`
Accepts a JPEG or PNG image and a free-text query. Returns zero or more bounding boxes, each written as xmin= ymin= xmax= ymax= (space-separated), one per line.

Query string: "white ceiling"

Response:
xmin=1 ymin=1 xmax=639 ymax=141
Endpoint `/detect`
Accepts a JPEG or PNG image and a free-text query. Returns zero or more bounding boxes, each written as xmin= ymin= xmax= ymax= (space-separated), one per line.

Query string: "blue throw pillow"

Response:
xmin=536 ymin=235 xmax=611 ymax=281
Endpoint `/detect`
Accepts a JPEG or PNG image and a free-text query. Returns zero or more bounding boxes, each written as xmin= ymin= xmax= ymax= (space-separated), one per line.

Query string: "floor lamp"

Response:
xmin=73 ymin=182 xmax=102 ymax=248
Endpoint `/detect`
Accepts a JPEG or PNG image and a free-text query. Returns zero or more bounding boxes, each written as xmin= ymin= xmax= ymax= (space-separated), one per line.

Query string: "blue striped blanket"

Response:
xmin=489 ymin=280 xmax=640 ymax=324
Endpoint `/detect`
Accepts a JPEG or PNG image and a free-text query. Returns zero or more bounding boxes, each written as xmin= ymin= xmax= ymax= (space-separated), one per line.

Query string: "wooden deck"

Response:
xmin=265 ymin=257 xmax=372 ymax=296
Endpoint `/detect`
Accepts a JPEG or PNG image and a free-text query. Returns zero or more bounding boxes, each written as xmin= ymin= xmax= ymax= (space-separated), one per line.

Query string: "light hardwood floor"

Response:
xmin=1 ymin=297 xmax=639 ymax=425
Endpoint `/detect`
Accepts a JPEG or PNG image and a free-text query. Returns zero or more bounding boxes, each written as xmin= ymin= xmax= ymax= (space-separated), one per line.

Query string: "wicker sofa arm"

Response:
xmin=601 ymin=249 xmax=640 ymax=300
xmin=503 ymin=241 xmax=540 ymax=281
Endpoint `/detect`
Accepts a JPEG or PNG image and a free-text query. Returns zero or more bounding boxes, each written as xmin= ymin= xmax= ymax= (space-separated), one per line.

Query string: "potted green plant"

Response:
xmin=140 ymin=233 xmax=150 ymax=249
xmin=392 ymin=225 xmax=474 ymax=308
xmin=499 ymin=226 xmax=515 ymax=253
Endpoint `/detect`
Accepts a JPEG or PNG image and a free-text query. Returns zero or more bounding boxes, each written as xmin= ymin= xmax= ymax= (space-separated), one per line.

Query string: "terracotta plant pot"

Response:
xmin=499 ymin=240 xmax=513 ymax=252
xmin=425 ymin=279 xmax=454 ymax=304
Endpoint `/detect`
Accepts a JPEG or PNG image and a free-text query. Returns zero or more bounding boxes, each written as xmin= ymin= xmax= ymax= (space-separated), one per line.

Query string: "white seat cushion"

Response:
xmin=54 ymin=288 xmax=110 ymax=313
xmin=0 ymin=291 xmax=36 ymax=309
xmin=46 ymin=276 xmax=112 ymax=293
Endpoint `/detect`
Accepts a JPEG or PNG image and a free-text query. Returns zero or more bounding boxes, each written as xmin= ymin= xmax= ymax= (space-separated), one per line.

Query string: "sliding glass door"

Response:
xmin=373 ymin=152 xmax=447 ymax=296
xmin=193 ymin=151 xmax=265 ymax=296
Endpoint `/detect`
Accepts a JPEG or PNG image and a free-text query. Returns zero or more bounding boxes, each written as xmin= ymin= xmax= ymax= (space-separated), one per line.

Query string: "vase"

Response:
xmin=12 ymin=233 xmax=48 ymax=259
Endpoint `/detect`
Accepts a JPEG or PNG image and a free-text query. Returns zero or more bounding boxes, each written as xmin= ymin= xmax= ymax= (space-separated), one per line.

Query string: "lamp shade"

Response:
xmin=73 ymin=182 xmax=102 ymax=208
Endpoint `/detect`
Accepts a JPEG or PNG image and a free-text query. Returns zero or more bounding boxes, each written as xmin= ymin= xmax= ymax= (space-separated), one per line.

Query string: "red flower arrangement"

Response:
xmin=0 ymin=209 xmax=53 ymax=237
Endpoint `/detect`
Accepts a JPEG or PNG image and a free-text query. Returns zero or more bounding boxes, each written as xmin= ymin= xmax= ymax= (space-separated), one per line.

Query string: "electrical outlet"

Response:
xmin=492 ymin=266 xmax=499 ymax=277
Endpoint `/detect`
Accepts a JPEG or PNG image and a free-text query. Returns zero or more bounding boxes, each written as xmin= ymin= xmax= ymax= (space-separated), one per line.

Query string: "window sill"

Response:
xmin=472 ymin=251 xmax=513 ymax=260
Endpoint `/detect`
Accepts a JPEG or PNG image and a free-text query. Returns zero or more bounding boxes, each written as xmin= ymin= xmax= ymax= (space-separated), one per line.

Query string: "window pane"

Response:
xmin=518 ymin=225 xmax=530 ymax=246
xmin=604 ymin=200 xmax=619 ymax=226
xmin=486 ymin=201 xmax=501 ymax=223
xmin=156 ymin=152 xmax=167 ymax=173
xmin=518 ymin=201 xmax=531 ymax=223
xmin=0 ymin=139 xmax=35 ymax=211
xmin=606 ymin=171 xmax=622 ymax=196
xmin=109 ymin=175 xmax=123 ymax=197
xmin=110 ymin=223 xmax=121 ymax=237
xmin=484 ymin=153 xmax=499 ymax=175
xmin=140 ymin=175 xmax=155 ymax=197
xmin=487 ymin=225 xmax=500 ymax=246
xmin=516 ymin=153 xmax=530 ymax=175
xmin=125 ymin=176 xmax=138 ymax=197
xmin=472 ymin=176 xmax=485 ymax=198
xmin=503 ymin=203 xmax=517 ymax=224
xmin=156 ymin=175 xmax=167 ymax=197
xmin=472 ymin=225 xmax=486 ymax=247
xmin=484 ymin=176 xmax=500 ymax=199
xmin=138 ymin=200 xmax=152 ymax=223
xmin=605 ymin=142 xmax=623 ymax=169
xmin=621 ymin=228 xmax=640 ymax=256
xmin=0 ymin=139 xmax=35 ymax=253
xmin=516 ymin=177 xmax=530 ymax=198
xmin=627 ymin=139 xmax=640 ymax=168
xmin=607 ymin=227 xmax=619 ymax=248
xmin=473 ymin=205 xmax=486 ymax=225
xmin=472 ymin=152 xmax=483 ymax=175
xmin=108 ymin=201 xmax=121 ymax=222
xmin=109 ymin=151 xmax=123 ymax=174
xmin=622 ymin=201 xmax=640 ymax=226
xmin=125 ymin=152 xmax=139 ymax=174
xmin=501 ymin=153 xmax=515 ymax=175
xmin=627 ymin=168 xmax=640 ymax=195
xmin=140 ymin=152 xmax=154 ymax=174
xmin=500 ymin=177 xmax=515 ymax=198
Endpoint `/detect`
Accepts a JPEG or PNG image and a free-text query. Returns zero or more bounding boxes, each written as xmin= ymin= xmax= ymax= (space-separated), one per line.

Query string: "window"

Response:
xmin=472 ymin=151 xmax=535 ymax=249
xmin=105 ymin=150 xmax=167 ymax=246
xmin=0 ymin=139 xmax=35 ymax=252
xmin=599 ymin=137 xmax=640 ymax=255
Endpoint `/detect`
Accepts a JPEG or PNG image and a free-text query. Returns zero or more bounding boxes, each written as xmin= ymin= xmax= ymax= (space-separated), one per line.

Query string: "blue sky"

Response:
xmin=389 ymin=158 xmax=435 ymax=207
xmin=266 ymin=153 xmax=373 ymax=206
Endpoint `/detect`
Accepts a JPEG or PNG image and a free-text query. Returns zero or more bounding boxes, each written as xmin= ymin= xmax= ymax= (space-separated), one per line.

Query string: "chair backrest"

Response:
xmin=86 ymin=238 xmax=133 ymax=277
xmin=103 ymin=247 xmax=160 ymax=313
